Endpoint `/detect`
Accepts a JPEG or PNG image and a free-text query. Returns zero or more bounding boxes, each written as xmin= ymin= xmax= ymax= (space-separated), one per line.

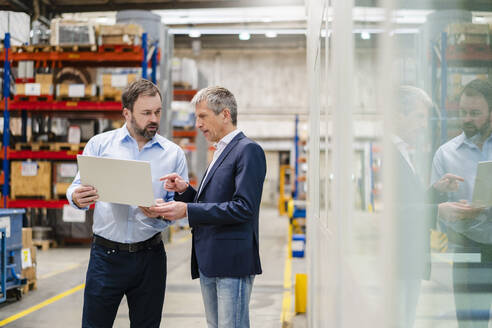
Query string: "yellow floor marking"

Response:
xmin=38 ymin=263 xmax=82 ymax=280
xmin=0 ymin=283 xmax=85 ymax=326
xmin=280 ymin=224 xmax=293 ymax=325
xmin=173 ymin=232 xmax=192 ymax=245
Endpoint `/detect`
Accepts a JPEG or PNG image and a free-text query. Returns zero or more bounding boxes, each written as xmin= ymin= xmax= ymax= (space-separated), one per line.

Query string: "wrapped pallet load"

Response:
xmin=97 ymin=23 xmax=143 ymax=46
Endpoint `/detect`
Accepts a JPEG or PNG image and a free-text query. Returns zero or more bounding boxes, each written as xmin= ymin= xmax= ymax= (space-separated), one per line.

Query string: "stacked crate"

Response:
xmin=446 ymin=23 xmax=490 ymax=46
xmin=100 ymin=73 xmax=137 ymax=101
xmin=21 ymin=228 xmax=37 ymax=294
xmin=445 ymin=23 xmax=491 ymax=103
xmin=56 ymin=83 xmax=97 ymax=100
xmin=15 ymin=73 xmax=54 ymax=101
xmin=97 ymin=24 xmax=143 ymax=46
xmin=53 ymin=162 xmax=78 ymax=199
xmin=50 ymin=19 xmax=96 ymax=51
xmin=11 ymin=161 xmax=51 ymax=200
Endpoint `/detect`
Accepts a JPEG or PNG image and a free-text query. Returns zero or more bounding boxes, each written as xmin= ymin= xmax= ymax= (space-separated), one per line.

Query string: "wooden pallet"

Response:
xmin=55 ymin=44 xmax=97 ymax=52
xmin=14 ymin=142 xmax=53 ymax=151
xmin=173 ymin=82 xmax=193 ymax=90
xmin=22 ymin=280 xmax=37 ymax=294
xmin=99 ymin=94 xmax=122 ymax=102
xmin=52 ymin=142 xmax=86 ymax=152
xmin=33 ymin=239 xmax=57 ymax=251
xmin=11 ymin=45 xmax=52 ymax=53
xmin=13 ymin=95 xmax=54 ymax=102
xmin=56 ymin=96 xmax=99 ymax=102
xmin=98 ymin=44 xmax=139 ymax=53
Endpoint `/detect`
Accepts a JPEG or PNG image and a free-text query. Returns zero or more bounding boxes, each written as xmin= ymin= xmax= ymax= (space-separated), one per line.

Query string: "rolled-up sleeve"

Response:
xmin=66 ymin=137 xmax=97 ymax=210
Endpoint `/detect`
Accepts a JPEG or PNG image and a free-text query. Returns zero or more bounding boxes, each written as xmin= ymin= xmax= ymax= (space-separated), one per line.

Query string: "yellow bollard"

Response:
xmin=295 ymin=273 xmax=307 ymax=313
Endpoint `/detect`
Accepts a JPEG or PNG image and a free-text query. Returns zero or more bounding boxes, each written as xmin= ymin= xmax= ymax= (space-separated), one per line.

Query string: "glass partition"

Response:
xmin=307 ymin=0 xmax=492 ymax=327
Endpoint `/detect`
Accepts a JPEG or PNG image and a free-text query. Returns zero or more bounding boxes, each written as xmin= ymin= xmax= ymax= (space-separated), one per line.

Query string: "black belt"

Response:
xmin=93 ymin=233 xmax=162 ymax=253
xmin=447 ymin=228 xmax=492 ymax=263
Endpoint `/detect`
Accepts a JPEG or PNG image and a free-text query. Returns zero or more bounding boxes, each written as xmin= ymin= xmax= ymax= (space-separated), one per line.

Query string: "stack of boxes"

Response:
xmin=15 ymin=73 xmax=54 ymax=100
xmin=445 ymin=23 xmax=491 ymax=104
xmin=97 ymin=23 xmax=143 ymax=46
xmin=21 ymin=228 xmax=37 ymax=285
xmin=10 ymin=161 xmax=52 ymax=200
xmin=50 ymin=18 xmax=96 ymax=50
xmin=100 ymin=73 xmax=137 ymax=101
xmin=446 ymin=23 xmax=490 ymax=47
xmin=56 ymin=83 xmax=97 ymax=100
xmin=53 ymin=162 xmax=78 ymax=198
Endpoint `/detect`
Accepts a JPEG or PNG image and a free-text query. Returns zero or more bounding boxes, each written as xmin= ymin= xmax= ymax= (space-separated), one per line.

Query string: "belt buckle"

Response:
xmin=128 ymin=243 xmax=139 ymax=253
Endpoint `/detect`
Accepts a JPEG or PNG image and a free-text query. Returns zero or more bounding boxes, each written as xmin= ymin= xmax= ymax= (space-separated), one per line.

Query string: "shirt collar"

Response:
xmin=455 ymin=132 xmax=492 ymax=150
xmin=213 ymin=129 xmax=241 ymax=149
xmin=119 ymin=123 xmax=165 ymax=150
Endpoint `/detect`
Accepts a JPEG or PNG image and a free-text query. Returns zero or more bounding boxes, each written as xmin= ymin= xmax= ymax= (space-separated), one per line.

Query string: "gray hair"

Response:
xmin=191 ymin=86 xmax=237 ymax=126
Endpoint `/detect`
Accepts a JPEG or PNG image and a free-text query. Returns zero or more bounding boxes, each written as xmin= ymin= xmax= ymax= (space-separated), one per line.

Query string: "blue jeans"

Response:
xmin=199 ymin=270 xmax=255 ymax=328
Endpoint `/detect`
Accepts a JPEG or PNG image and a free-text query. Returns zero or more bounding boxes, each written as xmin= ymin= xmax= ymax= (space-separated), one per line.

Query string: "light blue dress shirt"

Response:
xmin=431 ymin=132 xmax=492 ymax=244
xmin=67 ymin=124 xmax=188 ymax=243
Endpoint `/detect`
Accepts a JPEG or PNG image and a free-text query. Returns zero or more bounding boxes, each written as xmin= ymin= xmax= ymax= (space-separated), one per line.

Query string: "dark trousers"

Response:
xmin=453 ymin=261 xmax=492 ymax=328
xmin=82 ymin=240 xmax=167 ymax=328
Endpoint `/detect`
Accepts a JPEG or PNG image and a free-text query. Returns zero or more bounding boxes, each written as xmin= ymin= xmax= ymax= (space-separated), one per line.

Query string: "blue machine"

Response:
xmin=0 ymin=208 xmax=26 ymax=303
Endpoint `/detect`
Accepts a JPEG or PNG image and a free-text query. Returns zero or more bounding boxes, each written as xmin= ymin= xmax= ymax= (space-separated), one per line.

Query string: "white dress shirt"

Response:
xmin=198 ymin=129 xmax=242 ymax=195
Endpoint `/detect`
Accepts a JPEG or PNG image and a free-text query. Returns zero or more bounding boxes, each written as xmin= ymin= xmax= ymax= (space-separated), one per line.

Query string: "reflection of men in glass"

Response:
xmin=431 ymin=79 xmax=492 ymax=327
xmin=392 ymin=86 xmax=437 ymax=328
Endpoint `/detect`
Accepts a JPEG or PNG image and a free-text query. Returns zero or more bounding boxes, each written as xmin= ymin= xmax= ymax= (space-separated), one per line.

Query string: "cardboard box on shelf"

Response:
xmin=35 ymin=73 xmax=53 ymax=84
xmin=56 ymin=84 xmax=96 ymax=99
xmin=447 ymin=23 xmax=490 ymax=46
xmin=15 ymin=83 xmax=53 ymax=96
xmin=99 ymin=23 xmax=143 ymax=36
xmin=11 ymin=161 xmax=52 ymax=200
xmin=101 ymin=73 xmax=137 ymax=87
xmin=98 ymin=23 xmax=143 ymax=45
xmin=100 ymin=73 xmax=137 ymax=100
xmin=53 ymin=162 xmax=78 ymax=198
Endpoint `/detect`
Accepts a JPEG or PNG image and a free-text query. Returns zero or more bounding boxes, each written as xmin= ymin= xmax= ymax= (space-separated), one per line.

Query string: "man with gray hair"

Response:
xmin=146 ymin=86 xmax=266 ymax=328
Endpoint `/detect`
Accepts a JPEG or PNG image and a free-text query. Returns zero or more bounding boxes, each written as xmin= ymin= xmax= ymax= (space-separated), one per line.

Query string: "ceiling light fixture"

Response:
xmin=189 ymin=31 xmax=201 ymax=38
xmin=239 ymin=32 xmax=251 ymax=40
xmin=265 ymin=31 xmax=278 ymax=38
xmin=361 ymin=31 xmax=371 ymax=40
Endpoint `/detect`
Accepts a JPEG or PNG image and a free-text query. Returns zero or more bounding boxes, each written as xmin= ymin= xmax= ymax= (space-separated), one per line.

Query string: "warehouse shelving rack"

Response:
xmin=431 ymin=31 xmax=492 ymax=144
xmin=1 ymin=32 xmax=159 ymax=208
xmin=171 ymin=89 xmax=199 ymax=187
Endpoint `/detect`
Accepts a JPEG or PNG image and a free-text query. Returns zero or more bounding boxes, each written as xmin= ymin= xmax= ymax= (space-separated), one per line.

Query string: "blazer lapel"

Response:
xmin=195 ymin=132 xmax=245 ymax=200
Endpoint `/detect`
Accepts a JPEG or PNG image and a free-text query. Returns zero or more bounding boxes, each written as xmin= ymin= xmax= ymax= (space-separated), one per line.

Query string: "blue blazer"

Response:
xmin=175 ymin=132 xmax=266 ymax=279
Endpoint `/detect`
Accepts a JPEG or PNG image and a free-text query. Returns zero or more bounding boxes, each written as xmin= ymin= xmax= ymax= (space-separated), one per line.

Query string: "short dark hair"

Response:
xmin=460 ymin=79 xmax=492 ymax=113
xmin=122 ymin=78 xmax=161 ymax=111
xmin=191 ymin=86 xmax=238 ymax=126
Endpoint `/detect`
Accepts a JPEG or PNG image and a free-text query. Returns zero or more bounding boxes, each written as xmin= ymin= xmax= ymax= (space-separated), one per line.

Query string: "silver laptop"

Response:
xmin=472 ymin=160 xmax=492 ymax=207
xmin=77 ymin=155 xmax=155 ymax=207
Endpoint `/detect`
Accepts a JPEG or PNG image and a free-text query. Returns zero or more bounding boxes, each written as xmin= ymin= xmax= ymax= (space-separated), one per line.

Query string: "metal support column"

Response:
xmin=3 ymin=33 xmax=11 ymax=208
xmin=440 ymin=32 xmax=448 ymax=143
xmin=0 ymin=228 xmax=6 ymax=303
xmin=293 ymin=115 xmax=299 ymax=200
xmin=151 ymin=41 xmax=158 ymax=84
xmin=142 ymin=33 xmax=148 ymax=79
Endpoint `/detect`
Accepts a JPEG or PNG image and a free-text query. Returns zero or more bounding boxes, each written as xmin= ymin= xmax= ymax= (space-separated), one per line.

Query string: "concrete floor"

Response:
xmin=0 ymin=206 xmax=293 ymax=328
